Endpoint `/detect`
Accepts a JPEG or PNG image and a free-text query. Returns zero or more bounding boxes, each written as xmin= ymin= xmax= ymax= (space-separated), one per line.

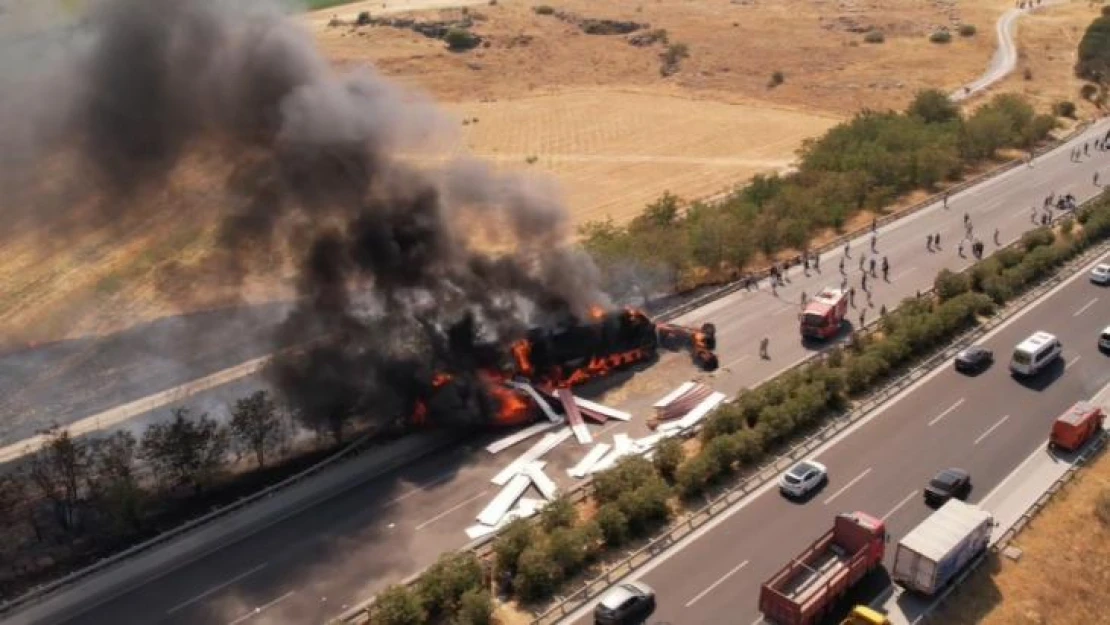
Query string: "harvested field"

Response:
xmin=932 ymin=444 xmax=1110 ymax=625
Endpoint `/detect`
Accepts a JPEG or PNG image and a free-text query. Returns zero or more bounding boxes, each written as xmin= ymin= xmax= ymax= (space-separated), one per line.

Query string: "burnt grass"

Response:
xmin=0 ymin=302 xmax=294 ymax=445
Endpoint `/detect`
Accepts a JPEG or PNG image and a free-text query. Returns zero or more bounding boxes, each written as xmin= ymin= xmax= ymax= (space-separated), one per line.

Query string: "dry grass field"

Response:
xmin=933 ymin=445 xmax=1110 ymax=625
xmin=1 ymin=0 xmax=1104 ymax=345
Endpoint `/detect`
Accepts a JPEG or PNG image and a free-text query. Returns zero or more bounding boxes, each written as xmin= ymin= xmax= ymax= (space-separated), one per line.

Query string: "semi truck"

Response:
xmin=800 ymin=287 xmax=848 ymax=340
xmin=758 ymin=511 xmax=888 ymax=625
xmin=891 ymin=499 xmax=994 ymax=596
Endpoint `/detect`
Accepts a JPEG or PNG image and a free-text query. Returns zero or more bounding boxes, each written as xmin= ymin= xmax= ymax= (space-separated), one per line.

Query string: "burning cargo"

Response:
xmin=414 ymin=308 xmax=718 ymax=428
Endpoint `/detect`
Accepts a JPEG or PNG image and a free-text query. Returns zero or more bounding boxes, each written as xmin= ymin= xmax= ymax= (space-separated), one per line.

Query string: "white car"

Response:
xmin=779 ymin=460 xmax=828 ymax=498
xmin=1100 ymin=325 xmax=1110 ymax=352
xmin=1092 ymin=263 xmax=1110 ymax=285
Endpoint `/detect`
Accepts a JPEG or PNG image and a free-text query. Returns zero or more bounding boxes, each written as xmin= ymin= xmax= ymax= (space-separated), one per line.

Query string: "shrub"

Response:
xmin=371 ymin=585 xmax=427 ymax=625
xmin=934 ymin=268 xmax=971 ymax=301
xmin=1081 ymin=83 xmax=1099 ymax=101
xmin=515 ymin=543 xmax=563 ymax=602
xmin=593 ymin=456 xmax=658 ymax=504
xmin=769 ymin=70 xmax=785 ymax=87
xmin=958 ymin=24 xmax=977 ymax=37
xmin=445 ymin=28 xmax=481 ymax=51
xmin=533 ymin=4 xmax=554 ymax=14
xmin=417 ymin=552 xmax=484 ymax=617
xmin=930 ymin=29 xmax=952 ymax=44
xmin=540 ymin=495 xmax=578 ymax=531
xmin=908 ymin=89 xmax=960 ymax=124
xmin=864 ymin=29 xmax=884 ymax=44
xmin=1054 ymin=100 xmax=1077 ymax=118
xmin=1021 ymin=227 xmax=1056 ymax=251
xmin=454 ymin=588 xmax=493 ymax=625
xmin=595 ymin=502 xmax=630 ymax=546
xmin=705 ymin=435 xmax=741 ymax=476
xmin=548 ymin=526 xmax=590 ymax=573
xmin=493 ymin=518 xmax=535 ymax=574
xmin=617 ymin=479 xmax=672 ymax=535
xmin=676 ymin=453 xmax=715 ymax=498
xmin=653 ymin=437 xmax=685 ymax=481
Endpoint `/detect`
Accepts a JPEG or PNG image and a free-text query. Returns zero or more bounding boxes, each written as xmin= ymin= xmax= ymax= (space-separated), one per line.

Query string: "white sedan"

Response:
xmin=778 ymin=460 xmax=828 ymax=498
xmin=1092 ymin=263 xmax=1110 ymax=285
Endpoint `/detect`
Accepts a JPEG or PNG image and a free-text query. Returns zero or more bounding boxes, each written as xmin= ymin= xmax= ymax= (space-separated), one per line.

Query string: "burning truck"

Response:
xmin=412 ymin=308 xmax=718 ymax=428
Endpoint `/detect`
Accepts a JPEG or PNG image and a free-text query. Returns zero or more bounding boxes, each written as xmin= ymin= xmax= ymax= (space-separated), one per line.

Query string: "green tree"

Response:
xmin=417 ymin=552 xmax=484 ymax=617
xmin=371 ymin=584 xmax=427 ymax=625
xmin=141 ymin=407 xmax=229 ymax=495
xmin=539 ymin=495 xmax=577 ymax=531
xmin=907 ymin=89 xmax=960 ymax=124
xmin=631 ymin=192 xmax=682 ymax=230
xmin=229 ymin=390 xmax=287 ymax=468
xmin=1076 ymin=15 xmax=1110 ymax=82
xmin=454 ymin=588 xmax=493 ymax=625
xmin=87 ymin=431 xmax=145 ymax=534
xmin=445 ymin=28 xmax=481 ymax=51
xmin=652 ymin=437 xmax=685 ymax=481
xmin=28 ymin=427 xmax=90 ymax=533
xmin=595 ymin=502 xmax=629 ymax=546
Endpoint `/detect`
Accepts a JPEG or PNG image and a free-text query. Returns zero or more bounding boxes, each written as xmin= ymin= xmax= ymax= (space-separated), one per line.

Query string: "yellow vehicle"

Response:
xmin=841 ymin=605 xmax=891 ymax=625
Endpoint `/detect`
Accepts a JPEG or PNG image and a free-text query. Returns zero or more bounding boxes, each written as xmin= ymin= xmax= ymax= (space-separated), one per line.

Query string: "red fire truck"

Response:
xmin=800 ymin=287 xmax=848 ymax=340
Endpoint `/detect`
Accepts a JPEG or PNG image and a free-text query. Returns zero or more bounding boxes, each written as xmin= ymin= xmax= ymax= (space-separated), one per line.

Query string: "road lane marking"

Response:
xmin=415 ymin=490 xmax=491 ymax=530
xmin=386 ymin=472 xmax=456 ymax=506
xmin=227 ymin=590 xmax=295 ymax=625
xmin=684 ymin=559 xmax=749 ymax=608
xmin=720 ymin=354 xmax=752 ymax=370
xmin=928 ymin=398 xmax=965 ymax=427
xmin=166 ymin=563 xmax=269 ymax=615
xmin=974 ymin=415 xmax=1010 ymax=445
xmin=823 ymin=468 xmax=871 ymax=505
xmin=553 ymin=248 xmax=1110 ymax=625
xmin=1073 ymin=297 xmax=1099 ymax=316
xmin=1066 ymin=355 xmax=1082 ymax=370
xmin=882 ymin=490 xmax=918 ymax=521
xmin=892 ymin=267 xmax=917 ymax=281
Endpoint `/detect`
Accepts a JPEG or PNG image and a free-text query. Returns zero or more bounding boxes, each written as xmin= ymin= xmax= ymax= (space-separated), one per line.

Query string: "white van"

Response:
xmin=1099 ymin=326 xmax=1110 ymax=352
xmin=1010 ymin=331 xmax=1062 ymax=376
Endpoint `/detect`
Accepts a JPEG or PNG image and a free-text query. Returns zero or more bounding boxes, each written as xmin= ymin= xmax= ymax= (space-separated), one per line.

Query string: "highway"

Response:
xmin=18 ymin=118 xmax=1109 ymax=625
xmin=562 ymin=248 xmax=1110 ymax=625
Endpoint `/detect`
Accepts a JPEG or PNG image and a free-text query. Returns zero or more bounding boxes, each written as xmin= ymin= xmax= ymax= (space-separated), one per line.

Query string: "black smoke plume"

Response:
xmin=0 ymin=0 xmax=606 ymax=431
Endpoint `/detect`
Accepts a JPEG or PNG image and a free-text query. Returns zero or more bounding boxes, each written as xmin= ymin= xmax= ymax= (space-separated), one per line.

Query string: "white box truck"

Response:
xmin=891 ymin=499 xmax=994 ymax=596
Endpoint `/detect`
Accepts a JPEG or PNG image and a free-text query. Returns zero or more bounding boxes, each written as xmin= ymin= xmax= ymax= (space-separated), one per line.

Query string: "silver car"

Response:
xmin=778 ymin=460 xmax=828 ymax=498
xmin=594 ymin=581 xmax=656 ymax=625
xmin=1091 ymin=263 xmax=1110 ymax=285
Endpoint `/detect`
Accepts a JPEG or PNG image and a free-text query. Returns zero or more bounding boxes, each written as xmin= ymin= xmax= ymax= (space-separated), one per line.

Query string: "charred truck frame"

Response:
xmin=413 ymin=308 xmax=718 ymax=428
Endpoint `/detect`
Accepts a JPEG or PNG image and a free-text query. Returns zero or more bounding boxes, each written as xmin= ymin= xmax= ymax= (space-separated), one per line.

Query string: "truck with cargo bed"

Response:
xmin=891 ymin=499 xmax=994 ymax=596
xmin=758 ymin=511 xmax=888 ymax=625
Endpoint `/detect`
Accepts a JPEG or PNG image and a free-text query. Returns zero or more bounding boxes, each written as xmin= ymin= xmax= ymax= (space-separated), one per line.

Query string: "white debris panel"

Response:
xmin=675 ymin=391 xmax=727 ymax=429
xmin=568 ymin=443 xmax=611 ymax=479
xmin=653 ymin=381 xmax=696 ymax=410
xmin=524 ymin=462 xmax=559 ymax=500
xmin=485 ymin=421 xmax=561 ymax=455
xmin=491 ymin=429 xmax=572 ymax=486
xmin=573 ymin=396 xmax=631 ymax=421
xmin=507 ymin=381 xmax=563 ymax=423
xmin=590 ymin=434 xmax=635 ymax=474
xmin=477 ymin=473 xmax=531 ymax=526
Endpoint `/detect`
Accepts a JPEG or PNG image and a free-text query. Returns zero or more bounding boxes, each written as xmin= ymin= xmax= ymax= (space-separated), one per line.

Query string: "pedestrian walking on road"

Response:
xmin=861 ymin=273 xmax=868 ymax=292
xmin=859 ymin=310 xmax=866 ymax=327
xmin=843 ymin=241 xmax=850 ymax=258
xmin=881 ymin=256 xmax=889 ymax=281
xmin=880 ymin=304 xmax=887 ymax=317
xmin=870 ymin=232 xmax=877 ymax=252
xmin=814 ymin=252 xmax=821 ymax=271
xmin=943 ymin=192 xmax=949 ymax=208
xmin=993 ymin=228 xmax=1000 ymax=245
xmin=1085 ymin=143 xmax=1090 ymax=157
xmin=871 ymin=218 xmax=877 ymax=233
xmin=859 ymin=254 xmax=866 ymax=271
xmin=935 ymin=232 xmax=941 ymax=248
xmin=926 ymin=234 xmax=933 ymax=251
xmin=771 ymin=280 xmax=778 ymax=297
xmin=866 ymin=290 xmax=873 ymax=307
xmin=849 ymin=286 xmax=856 ymax=307
xmin=963 ymin=212 xmax=970 ymax=226
xmin=841 ymin=276 xmax=848 ymax=291
xmin=800 ymin=290 xmax=808 ymax=307
xmin=869 ymin=257 xmax=877 ymax=277
xmin=839 ymin=256 xmax=845 ymax=274
xmin=1095 ymin=171 xmax=1101 ymax=186
xmin=759 ymin=337 xmax=770 ymax=359
xmin=958 ymin=241 xmax=965 ymax=257
xmin=1031 ymin=206 xmax=1038 ymax=222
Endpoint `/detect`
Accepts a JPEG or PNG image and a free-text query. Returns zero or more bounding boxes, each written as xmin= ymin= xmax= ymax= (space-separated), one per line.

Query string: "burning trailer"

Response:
xmin=412 ymin=308 xmax=718 ymax=428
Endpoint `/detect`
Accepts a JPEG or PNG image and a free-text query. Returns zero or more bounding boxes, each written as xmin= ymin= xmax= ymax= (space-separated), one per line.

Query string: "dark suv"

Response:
xmin=924 ymin=468 xmax=971 ymax=507
xmin=594 ymin=581 xmax=656 ymax=625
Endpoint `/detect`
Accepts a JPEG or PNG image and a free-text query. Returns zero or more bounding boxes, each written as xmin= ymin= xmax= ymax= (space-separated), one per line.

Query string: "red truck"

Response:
xmin=801 ymin=287 xmax=849 ymax=340
xmin=1048 ymin=401 xmax=1105 ymax=452
xmin=759 ymin=512 xmax=888 ymax=625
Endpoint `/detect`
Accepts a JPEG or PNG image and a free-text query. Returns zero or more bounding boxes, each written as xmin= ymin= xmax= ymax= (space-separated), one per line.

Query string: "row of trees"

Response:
xmin=368 ymin=193 xmax=1110 ymax=623
xmin=580 ymin=90 xmax=1059 ymax=300
xmin=0 ymin=390 xmax=298 ymax=594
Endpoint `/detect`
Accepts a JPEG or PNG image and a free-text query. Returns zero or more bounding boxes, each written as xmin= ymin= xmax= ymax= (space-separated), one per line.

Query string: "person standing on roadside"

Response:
xmin=759 ymin=337 xmax=770 ymax=359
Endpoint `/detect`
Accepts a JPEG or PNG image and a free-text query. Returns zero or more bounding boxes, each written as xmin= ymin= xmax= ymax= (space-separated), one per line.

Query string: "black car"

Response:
xmin=594 ymin=582 xmax=656 ymax=625
xmin=924 ymin=468 xmax=971 ymax=506
xmin=954 ymin=346 xmax=993 ymax=373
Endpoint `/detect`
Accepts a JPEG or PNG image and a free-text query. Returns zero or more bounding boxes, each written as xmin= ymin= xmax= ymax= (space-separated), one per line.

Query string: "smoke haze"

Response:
xmin=0 ymin=0 xmax=605 ymax=429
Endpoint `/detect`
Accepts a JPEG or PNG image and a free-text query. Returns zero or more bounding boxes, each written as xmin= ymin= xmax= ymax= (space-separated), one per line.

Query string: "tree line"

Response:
xmin=0 ymin=389 xmax=324 ymax=598
xmin=580 ymin=90 xmax=1059 ymax=301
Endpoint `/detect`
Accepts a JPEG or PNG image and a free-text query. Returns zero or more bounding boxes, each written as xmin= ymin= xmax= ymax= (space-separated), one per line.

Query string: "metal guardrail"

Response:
xmin=527 ymin=233 xmax=1110 ymax=625
xmin=913 ymin=427 xmax=1110 ymax=625
xmin=0 ymin=427 xmax=386 ymax=617
xmin=335 ymin=182 xmax=1110 ymax=624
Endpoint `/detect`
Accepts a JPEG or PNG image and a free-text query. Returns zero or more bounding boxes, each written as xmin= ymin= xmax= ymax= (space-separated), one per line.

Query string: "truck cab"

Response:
xmin=801 ymin=287 xmax=848 ymax=340
xmin=1049 ymin=401 xmax=1105 ymax=452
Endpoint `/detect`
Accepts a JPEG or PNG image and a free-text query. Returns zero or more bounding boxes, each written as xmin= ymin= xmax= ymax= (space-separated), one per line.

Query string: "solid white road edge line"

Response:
xmin=823 ymin=468 xmax=872 ymax=505
xmin=974 ymin=415 xmax=1011 ymax=446
xmin=415 ymin=490 xmax=491 ymax=531
xmin=1073 ymin=297 xmax=1099 ymax=316
xmin=928 ymin=398 xmax=965 ymax=427
xmin=881 ymin=491 xmax=918 ymax=522
xmin=554 ymin=248 xmax=1110 ymax=625
xmin=166 ymin=563 xmax=269 ymax=615
xmin=683 ymin=560 xmax=749 ymax=608
xmin=227 ymin=590 xmax=295 ymax=625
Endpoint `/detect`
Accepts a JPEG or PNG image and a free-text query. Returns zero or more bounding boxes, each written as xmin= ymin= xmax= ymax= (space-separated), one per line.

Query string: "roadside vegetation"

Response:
xmin=1075 ymin=5 xmax=1110 ymax=107
xmin=932 ymin=445 xmax=1110 ymax=624
xmin=0 ymin=389 xmax=384 ymax=601
xmin=579 ymin=90 xmax=1057 ymax=298
xmin=365 ymin=194 xmax=1110 ymax=625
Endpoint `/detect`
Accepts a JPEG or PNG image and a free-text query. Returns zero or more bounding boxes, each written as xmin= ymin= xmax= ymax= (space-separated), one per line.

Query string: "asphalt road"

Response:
xmin=36 ymin=118 xmax=1110 ymax=625
xmin=563 ymin=249 xmax=1110 ymax=625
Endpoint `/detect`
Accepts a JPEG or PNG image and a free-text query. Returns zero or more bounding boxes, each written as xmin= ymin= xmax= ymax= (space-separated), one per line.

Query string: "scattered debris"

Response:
xmin=651 ymin=381 xmax=712 ymax=427
xmin=568 ymin=443 xmax=612 ymax=478
xmin=557 ymin=389 xmax=593 ymax=444
xmin=506 ymin=381 xmax=563 ymax=423
xmin=477 ymin=472 xmax=533 ymax=526
xmin=491 ymin=430 xmax=571 ymax=485
xmin=573 ymin=396 xmax=631 ymax=421
xmin=524 ymin=462 xmax=560 ymax=500
xmin=485 ymin=421 xmax=561 ymax=454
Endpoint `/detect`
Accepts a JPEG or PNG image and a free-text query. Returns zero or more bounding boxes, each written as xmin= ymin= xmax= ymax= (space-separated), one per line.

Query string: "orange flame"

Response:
xmin=588 ymin=304 xmax=606 ymax=321
xmin=511 ymin=340 xmax=534 ymax=378
xmin=488 ymin=384 xmax=535 ymax=427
